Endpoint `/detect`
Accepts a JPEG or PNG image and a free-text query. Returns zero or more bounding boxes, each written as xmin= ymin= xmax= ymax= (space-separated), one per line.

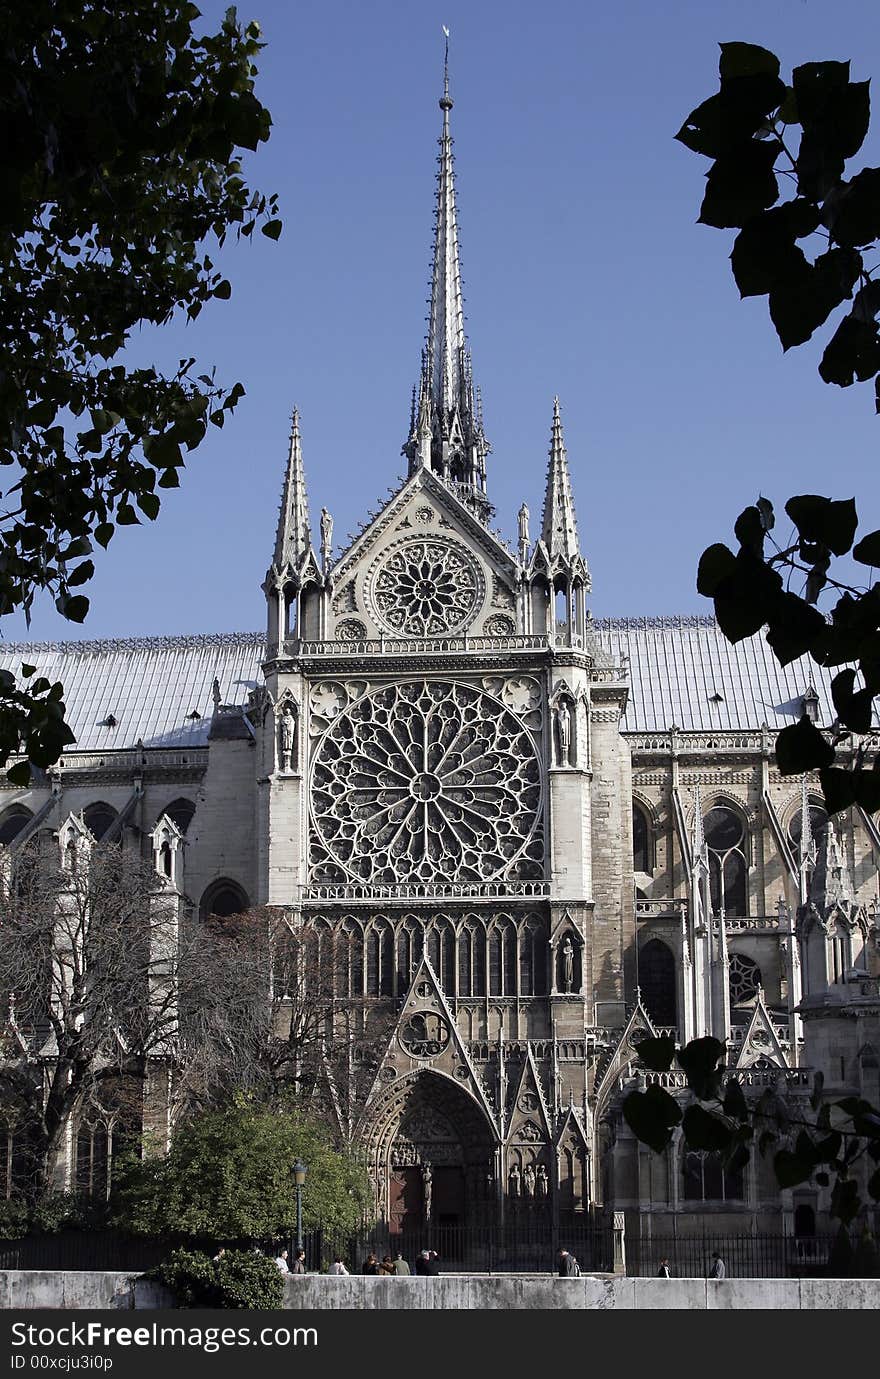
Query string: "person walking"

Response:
xmin=291 ymin=1248 xmax=306 ymax=1275
xmin=363 ymin=1251 xmax=381 ymax=1275
xmin=558 ymin=1248 xmax=581 ymax=1277
xmin=274 ymin=1248 xmax=290 ymax=1273
xmin=425 ymin=1249 xmax=441 ymax=1277
xmin=392 ymin=1251 xmax=411 ymax=1276
xmin=379 ymin=1254 xmax=395 ymax=1276
xmin=657 ymin=1258 xmax=671 ymax=1278
xmin=414 ymin=1249 xmax=431 ymax=1276
xmin=708 ymin=1252 xmax=726 ymax=1280
xmin=327 ymin=1256 xmax=349 ymax=1275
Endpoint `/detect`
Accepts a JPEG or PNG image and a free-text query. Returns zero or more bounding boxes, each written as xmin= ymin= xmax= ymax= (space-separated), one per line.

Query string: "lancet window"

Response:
xmin=704 ymin=804 xmax=748 ymax=917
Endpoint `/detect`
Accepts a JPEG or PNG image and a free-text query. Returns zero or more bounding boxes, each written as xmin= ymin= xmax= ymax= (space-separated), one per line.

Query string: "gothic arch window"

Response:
xmin=683 ymin=1149 xmax=744 ymax=1202
xmin=83 ymin=802 xmax=117 ymax=842
xmin=366 ymin=918 xmax=394 ymax=997
xmin=0 ymin=806 xmax=32 ymax=846
xmin=830 ymin=921 xmax=851 ymax=984
xmin=788 ymin=799 xmax=828 ymax=863
xmin=639 ymin=938 xmax=676 ymax=1027
xmin=704 ymin=804 xmax=748 ymax=916
xmin=519 ymin=917 xmax=548 ymax=996
xmin=632 ymin=802 xmax=652 ymax=873
xmin=336 ymin=918 xmax=363 ymax=998
xmin=200 ymin=879 xmax=249 ymax=919
xmin=160 ymin=798 xmax=196 ymax=835
xmin=427 ymin=917 xmax=454 ymax=994
xmin=729 ymin=952 xmax=761 ymax=1005
xmin=488 ymin=916 xmax=517 ymax=997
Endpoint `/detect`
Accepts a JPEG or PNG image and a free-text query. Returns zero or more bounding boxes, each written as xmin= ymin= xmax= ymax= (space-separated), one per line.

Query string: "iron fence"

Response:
xmin=303 ymin=1219 xmax=615 ymax=1275
xmin=629 ymin=1232 xmax=838 ymax=1279
xmin=0 ymin=1231 xmax=167 ymax=1272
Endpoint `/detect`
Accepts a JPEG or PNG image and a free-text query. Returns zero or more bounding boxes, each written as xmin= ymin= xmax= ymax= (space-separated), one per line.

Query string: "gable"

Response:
xmin=327 ymin=469 xmax=519 ymax=642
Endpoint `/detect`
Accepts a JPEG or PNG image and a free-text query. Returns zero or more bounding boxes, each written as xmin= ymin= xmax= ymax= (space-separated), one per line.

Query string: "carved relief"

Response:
xmin=483 ymin=614 xmax=515 ymax=636
xmin=331 ymin=579 xmax=358 ymax=614
xmin=336 ymin=618 xmax=367 ymax=642
xmin=491 ymin=575 xmax=516 ymax=610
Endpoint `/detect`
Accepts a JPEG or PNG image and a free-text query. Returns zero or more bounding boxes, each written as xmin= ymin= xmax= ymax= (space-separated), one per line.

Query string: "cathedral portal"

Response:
xmin=368 ymin=1072 xmax=497 ymax=1233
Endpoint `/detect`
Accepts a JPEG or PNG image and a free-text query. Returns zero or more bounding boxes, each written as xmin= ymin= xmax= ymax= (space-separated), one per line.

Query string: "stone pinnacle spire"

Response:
xmin=403 ymin=36 xmax=491 ymax=522
xmin=272 ymin=407 xmax=312 ymax=573
xmin=540 ymin=399 xmax=582 ymax=562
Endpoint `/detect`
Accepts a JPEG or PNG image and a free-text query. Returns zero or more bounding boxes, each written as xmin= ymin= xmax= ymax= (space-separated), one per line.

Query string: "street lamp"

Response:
xmin=293 ymin=1159 xmax=307 ymax=1256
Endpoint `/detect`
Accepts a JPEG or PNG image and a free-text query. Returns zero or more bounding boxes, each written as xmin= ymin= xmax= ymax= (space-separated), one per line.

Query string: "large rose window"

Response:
xmin=310 ymin=681 xmax=543 ymax=885
xmin=366 ymin=539 xmax=482 ymax=636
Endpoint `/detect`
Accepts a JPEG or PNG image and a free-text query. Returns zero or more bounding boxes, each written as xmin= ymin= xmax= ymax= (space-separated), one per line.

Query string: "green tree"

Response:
xmin=113 ymin=1098 xmax=372 ymax=1242
xmin=679 ymin=43 xmax=880 ymax=809
xmin=0 ymin=1 xmax=280 ymax=784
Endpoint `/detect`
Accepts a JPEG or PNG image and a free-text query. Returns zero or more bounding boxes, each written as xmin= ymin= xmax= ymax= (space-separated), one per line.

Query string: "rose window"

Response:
xmin=367 ymin=539 xmax=482 ymax=636
xmin=309 ymin=680 xmax=543 ymax=885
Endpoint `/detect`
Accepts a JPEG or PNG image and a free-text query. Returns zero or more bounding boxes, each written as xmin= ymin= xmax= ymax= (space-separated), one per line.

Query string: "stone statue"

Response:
xmin=561 ymin=934 xmax=575 ymax=993
xmin=556 ymin=698 xmax=572 ymax=765
xmin=320 ymin=507 xmax=333 ymax=561
xmin=212 ymin=677 xmax=221 ymax=712
xmin=278 ymin=700 xmax=296 ymax=770
xmin=535 ymin=1164 xmax=548 ymax=1198
xmin=517 ymin=502 xmax=530 ymax=552
xmin=508 ymin=1163 xmax=521 ymax=1198
xmin=523 ymin=1163 xmax=536 ymax=1199
xmin=422 ymin=1162 xmax=433 ymax=1220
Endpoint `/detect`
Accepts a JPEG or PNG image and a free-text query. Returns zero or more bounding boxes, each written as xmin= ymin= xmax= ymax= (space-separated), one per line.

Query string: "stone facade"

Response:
xmin=0 ymin=63 xmax=879 ymax=1247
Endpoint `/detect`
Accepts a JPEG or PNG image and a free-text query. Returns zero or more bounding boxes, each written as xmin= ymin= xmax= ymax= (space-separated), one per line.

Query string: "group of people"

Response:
xmin=359 ymin=1249 xmax=439 ymax=1276
xmin=656 ymin=1253 xmax=726 ymax=1280
xmin=273 ymin=1248 xmax=306 ymax=1275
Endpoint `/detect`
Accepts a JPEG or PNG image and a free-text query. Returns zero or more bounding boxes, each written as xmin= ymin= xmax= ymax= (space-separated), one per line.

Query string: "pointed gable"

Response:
xmin=735 ymin=990 xmax=789 ymax=1069
xmin=505 ymin=1045 xmax=553 ymax=1147
xmin=358 ymin=954 xmax=498 ymax=1136
xmin=593 ymin=996 xmax=658 ymax=1111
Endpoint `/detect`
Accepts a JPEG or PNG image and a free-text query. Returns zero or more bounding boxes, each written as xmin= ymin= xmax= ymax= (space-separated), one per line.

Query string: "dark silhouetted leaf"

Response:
xmin=785 ymin=495 xmax=859 ymax=555
xmin=622 ymin=1085 xmax=683 ymax=1154
xmin=769 ymin=249 xmax=861 ymax=350
xmin=819 ymin=766 xmax=858 ymax=814
xmin=633 ymin=1035 xmax=677 ymax=1072
xmin=722 ymin=1078 xmax=749 ymax=1121
xmin=682 ymin=1104 xmax=733 ymax=1153
xmin=699 ymin=141 xmax=781 ymax=229
xmin=676 ymin=1037 xmax=725 ymax=1099
xmin=774 ymin=1148 xmax=815 ymax=1188
xmin=775 ymin=715 xmax=835 ymax=775
xmin=765 ymin=592 xmax=827 ymax=664
xmin=819 ymin=315 xmax=880 ymax=387
xmin=730 ymin=201 xmax=819 ymax=298
xmin=853 ymin=531 xmax=880 ymax=566
xmin=697 ymin=543 xmax=737 ymax=596
xmin=829 ymin=167 xmax=880 ymax=247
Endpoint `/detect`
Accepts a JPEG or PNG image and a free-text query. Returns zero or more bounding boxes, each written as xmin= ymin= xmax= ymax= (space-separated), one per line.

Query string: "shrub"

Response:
xmin=0 ymin=1197 xmax=29 ymax=1239
xmin=150 ymin=1247 xmax=284 ymax=1309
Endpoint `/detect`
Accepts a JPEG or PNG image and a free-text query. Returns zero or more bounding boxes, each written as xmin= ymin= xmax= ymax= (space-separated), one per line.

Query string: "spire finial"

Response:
xmin=441 ymin=26 xmax=452 ymax=109
xmin=538 ymin=396 xmax=587 ymax=572
xmin=270 ymin=405 xmax=313 ymax=575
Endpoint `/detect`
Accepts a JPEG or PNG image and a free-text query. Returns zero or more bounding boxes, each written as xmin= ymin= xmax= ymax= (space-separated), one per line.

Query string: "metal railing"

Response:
xmin=629 ymin=1232 xmax=838 ymax=1279
xmin=304 ymin=1219 xmax=615 ymax=1275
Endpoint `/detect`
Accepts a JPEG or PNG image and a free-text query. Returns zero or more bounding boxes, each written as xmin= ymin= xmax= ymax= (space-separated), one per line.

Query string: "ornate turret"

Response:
xmin=402 ymin=42 xmax=491 ymax=522
xmin=264 ymin=408 xmax=322 ymax=655
xmin=527 ymin=399 xmax=590 ymax=645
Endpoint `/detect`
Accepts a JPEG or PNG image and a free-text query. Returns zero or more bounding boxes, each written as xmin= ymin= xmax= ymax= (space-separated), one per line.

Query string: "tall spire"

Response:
xmin=540 ymin=399 xmax=583 ymax=563
xmin=272 ymin=407 xmax=312 ymax=574
xmin=403 ymin=34 xmax=491 ymax=522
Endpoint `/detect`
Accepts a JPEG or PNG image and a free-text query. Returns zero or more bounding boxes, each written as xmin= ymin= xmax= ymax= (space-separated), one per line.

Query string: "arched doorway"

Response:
xmin=367 ymin=1072 xmax=497 ymax=1239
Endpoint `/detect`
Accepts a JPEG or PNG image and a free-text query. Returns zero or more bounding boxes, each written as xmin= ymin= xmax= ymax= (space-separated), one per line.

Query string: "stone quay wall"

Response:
xmin=2 ymin=1272 xmax=880 ymax=1310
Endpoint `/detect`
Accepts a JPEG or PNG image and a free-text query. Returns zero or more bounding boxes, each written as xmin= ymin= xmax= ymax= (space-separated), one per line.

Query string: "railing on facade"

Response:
xmin=304 ymin=880 xmax=551 ymax=903
xmin=635 ymin=899 xmax=688 ymax=920
xmin=305 ymin=1217 xmax=616 ymax=1276
xmin=628 ymin=1231 xmax=839 ymax=1279
xmin=628 ymin=731 xmax=767 ymax=755
xmin=291 ymin=635 xmax=551 ymax=658
xmin=641 ymin=1067 xmax=811 ymax=1092
xmin=5 ymin=747 xmax=206 ymax=774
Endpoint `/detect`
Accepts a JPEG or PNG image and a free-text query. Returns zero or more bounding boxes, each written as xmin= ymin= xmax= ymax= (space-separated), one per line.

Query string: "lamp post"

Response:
xmin=293 ymin=1159 xmax=307 ymax=1257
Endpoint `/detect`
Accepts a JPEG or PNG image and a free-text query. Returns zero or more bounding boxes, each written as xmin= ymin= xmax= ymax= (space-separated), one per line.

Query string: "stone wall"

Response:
xmin=2 ymin=1271 xmax=878 ymax=1310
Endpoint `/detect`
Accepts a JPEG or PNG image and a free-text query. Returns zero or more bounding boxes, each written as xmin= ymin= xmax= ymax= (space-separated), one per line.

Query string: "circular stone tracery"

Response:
xmin=366 ymin=538 xmax=482 ymax=636
xmin=309 ymin=680 xmax=543 ymax=885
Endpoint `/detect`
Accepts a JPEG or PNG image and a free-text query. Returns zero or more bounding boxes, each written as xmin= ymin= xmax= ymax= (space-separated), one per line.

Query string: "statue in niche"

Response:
xmin=561 ymin=934 xmax=575 ymax=993
xmin=422 ymin=1162 xmax=433 ymax=1221
xmin=278 ymin=700 xmax=297 ymax=771
xmin=523 ymin=1163 xmax=536 ymax=1199
xmin=555 ymin=697 xmax=572 ymax=766
xmin=535 ymin=1164 xmax=548 ymax=1199
xmin=508 ymin=1163 xmax=521 ymax=1199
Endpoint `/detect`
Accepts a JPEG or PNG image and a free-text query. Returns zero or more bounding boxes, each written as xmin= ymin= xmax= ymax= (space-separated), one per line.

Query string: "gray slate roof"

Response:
xmin=594 ymin=616 xmax=832 ymax=733
xmin=0 ymin=633 xmax=265 ymax=750
xmin=0 ymin=617 xmax=836 ymax=750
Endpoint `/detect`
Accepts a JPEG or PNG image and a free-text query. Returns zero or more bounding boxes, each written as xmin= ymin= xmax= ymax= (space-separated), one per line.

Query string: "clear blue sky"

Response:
xmin=5 ymin=0 xmax=880 ymax=643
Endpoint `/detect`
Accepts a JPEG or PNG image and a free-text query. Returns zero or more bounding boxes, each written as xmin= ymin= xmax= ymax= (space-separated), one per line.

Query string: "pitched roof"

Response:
xmin=594 ymin=615 xmax=837 ymax=733
xmin=0 ymin=614 xmax=843 ymax=751
xmin=0 ymin=632 xmax=265 ymax=750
